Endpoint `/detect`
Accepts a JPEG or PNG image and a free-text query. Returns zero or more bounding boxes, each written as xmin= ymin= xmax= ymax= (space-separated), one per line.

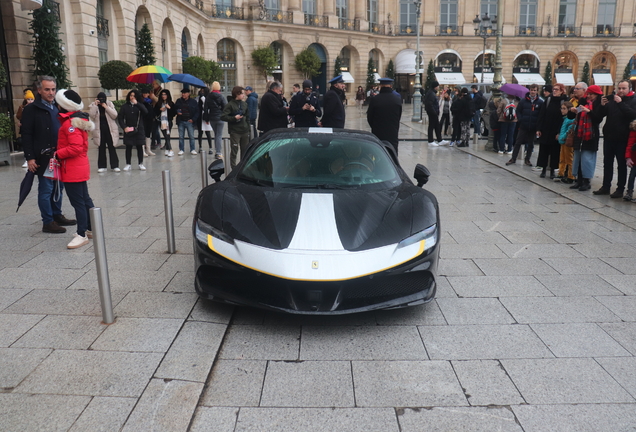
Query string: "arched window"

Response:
xmin=271 ymin=41 xmax=283 ymax=72
xmin=181 ymin=30 xmax=189 ymax=62
xmin=96 ymin=0 xmax=109 ymax=65
xmin=217 ymin=39 xmax=236 ymax=96
xmin=340 ymin=47 xmax=351 ymax=71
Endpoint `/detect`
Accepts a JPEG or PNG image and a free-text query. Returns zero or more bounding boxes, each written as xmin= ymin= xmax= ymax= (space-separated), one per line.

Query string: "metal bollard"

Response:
xmin=200 ymin=149 xmax=208 ymax=188
xmin=89 ymin=207 xmax=115 ymax=324
xmin=222 ymin=137 xmax=232 ymax=178
xmin=162 ymin=170 xmax=176 ymax=254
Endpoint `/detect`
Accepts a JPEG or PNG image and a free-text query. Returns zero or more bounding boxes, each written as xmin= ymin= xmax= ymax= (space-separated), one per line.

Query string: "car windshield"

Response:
xmin=237 ymin=135 xmax=401 ymax=188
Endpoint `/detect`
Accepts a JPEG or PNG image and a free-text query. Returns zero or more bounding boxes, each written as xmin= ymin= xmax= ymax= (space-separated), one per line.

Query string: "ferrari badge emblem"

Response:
xmin=312 ymin=261 xmax=319 ymax=269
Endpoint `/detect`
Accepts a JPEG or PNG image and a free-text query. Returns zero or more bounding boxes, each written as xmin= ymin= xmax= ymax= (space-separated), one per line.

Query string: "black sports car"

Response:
xmin=193 ymin=128 xmax=440 ymax=314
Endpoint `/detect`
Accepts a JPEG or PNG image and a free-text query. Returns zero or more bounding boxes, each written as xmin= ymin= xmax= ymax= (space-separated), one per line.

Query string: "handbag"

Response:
xmin=124 ymin=109 xmax=141 ymax=135
xmin=564 ymin=127 xmax=575 ymax=147
xmin=43 ymin=156 xmax=60 ymax=180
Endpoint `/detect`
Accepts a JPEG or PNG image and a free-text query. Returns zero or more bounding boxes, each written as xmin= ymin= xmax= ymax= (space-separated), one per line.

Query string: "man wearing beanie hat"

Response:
xmin=289 ymin=79 xmax=322 ymax=127
xmin=21 ymin=75 xmax=77 ymax=234
xmin=54 ymin=89 xmax=97 ymax=249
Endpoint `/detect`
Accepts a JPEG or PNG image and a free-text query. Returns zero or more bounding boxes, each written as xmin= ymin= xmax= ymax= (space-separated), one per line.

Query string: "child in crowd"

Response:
xmin=556 ymin=101 xmax=576 ymax=183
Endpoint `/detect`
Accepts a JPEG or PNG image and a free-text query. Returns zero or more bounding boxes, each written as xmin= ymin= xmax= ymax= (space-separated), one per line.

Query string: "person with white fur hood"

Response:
xmin=54 ymin=89 xmax=96 ymax=249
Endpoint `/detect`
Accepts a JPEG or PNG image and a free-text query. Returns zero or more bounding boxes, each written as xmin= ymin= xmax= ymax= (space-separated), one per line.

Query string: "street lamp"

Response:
xmin=473 ymin=13 xmax=496 ymax=85
xmin=411 ymin=0 xmax=422 ymax=122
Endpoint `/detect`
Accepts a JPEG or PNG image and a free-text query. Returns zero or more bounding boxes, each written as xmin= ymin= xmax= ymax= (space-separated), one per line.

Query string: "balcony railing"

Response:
xmin=556 ymin=25 xmax=581 ymax=37
xmin=51 ymin=0 xmax=61 ymax=22
xmin=304 ymin=14 xmax=328 ymax=27
xmin=338 ymin=18 xmax=360 ymax=31
xmin=596 ymin=25 xmax=620 ymax=37
xmin=516 ymin=26 xmax=541 ymax=36
xmin=210 ymin=5 xmax=245 ymax=20
xmin=96 ymin=15 xmax=109 ymax=37
xmin=262 ymin=9 xmax=293 ymax=23
xmin=369 ymin=23 xmax=385 ymax=35
xmin=435 ymin=25 xmax=463 ymax=36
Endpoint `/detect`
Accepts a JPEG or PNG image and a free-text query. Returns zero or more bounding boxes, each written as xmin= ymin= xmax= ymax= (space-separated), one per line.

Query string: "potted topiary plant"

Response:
xmin=0 ymin=112 xmax=13 ymax=164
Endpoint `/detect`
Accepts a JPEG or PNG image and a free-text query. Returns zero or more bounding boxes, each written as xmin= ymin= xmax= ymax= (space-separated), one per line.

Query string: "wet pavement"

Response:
xmin=1 ymin=105 xmax=635 ymax=431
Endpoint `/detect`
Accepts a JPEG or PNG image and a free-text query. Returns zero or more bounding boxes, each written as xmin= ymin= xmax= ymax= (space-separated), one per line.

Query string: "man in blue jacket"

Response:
xmin=245 ymin=86 xmax=258 ymax=139
xmin=174 ymin=88 xmax=200 ymax=155
xmin=506 ymin=84 xmax=543 ymax=166
xmin=21 ymin=75 xmax=76 ymax=233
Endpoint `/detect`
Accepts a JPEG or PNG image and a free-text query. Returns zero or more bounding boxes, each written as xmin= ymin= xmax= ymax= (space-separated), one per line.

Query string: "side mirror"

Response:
xmin=208 ymin=159 xmax=224 ymax=183
xmin=414 ymin=164 xmax=430 ymax=187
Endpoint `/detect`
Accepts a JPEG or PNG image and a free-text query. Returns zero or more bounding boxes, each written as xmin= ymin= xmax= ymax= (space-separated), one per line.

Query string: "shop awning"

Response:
xmin=513 ymin=73 xmax=546 ymax=85
xmin=21 ymin=0 xmax=42 ymax=10
xmin=473 ymin=73 xmax=506 ymax=84
xmin=341 ymin=72 xmax=354 ymax=83
xmin=435 ymin=72 xmax=466 ymax=85
xmin=554 ymin=73 xmax=575 ymax=86
xmin=593 ymin=73 xmax=614 ymax=86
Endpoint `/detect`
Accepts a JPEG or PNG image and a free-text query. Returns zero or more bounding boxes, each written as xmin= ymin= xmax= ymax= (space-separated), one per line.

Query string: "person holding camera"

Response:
xmin=594 ymin=80 xmax=636 ymax=197
xmin=289 ymin=80 xmax=322 ymax=128
xmin=89 ymin=92 xmax=120 ymax=172
xmin=117 ymin=89 xmax=148 ymax=171
xmin=221 ymin=86 xmax=250 ymax=168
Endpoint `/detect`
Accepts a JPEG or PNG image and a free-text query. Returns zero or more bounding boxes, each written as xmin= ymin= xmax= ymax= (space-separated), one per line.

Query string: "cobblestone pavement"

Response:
xmin=0 ymin=106 xmax=635 ymax=431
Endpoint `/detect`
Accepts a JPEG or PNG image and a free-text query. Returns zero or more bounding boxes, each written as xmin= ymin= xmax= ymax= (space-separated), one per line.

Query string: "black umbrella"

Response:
xmin=17 ymin=170 xmax=35 ymax=212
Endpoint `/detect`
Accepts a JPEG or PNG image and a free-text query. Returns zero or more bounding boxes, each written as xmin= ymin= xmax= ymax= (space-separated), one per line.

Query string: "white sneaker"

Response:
xmin=168 ymin=151 xmax=174 ymax=157
xmin=67 ymin=233 xmax=89 ymax=249
xmin=164 ymin=150 xmax=169 ymax=156
xmin=178 ymin=150 xmax=184 ymax=155
xmin=85 ymin=230 xmax=93 ymax=239
xmin=22 ymin=161 xmax=28 ymax=168
xmin=506 ymin=150 xmax=513 ymax=155
xmin=439 ymin=140 xmax=450 ymax=146
xmin=97 ymin=168 xmax=107 ymax=173
xmin=138 ymin=164 xmax=146 ymax=171
xmin=190 ymin=150 xmax=198 ymax=155
xmin=428 ymin=142 xmax=439 ymax=146
xmin=123 ymin=164 xmax=132 ymax=171
xmin=498 ymin=151 xmax=504 ymax=154
xmin=113 ymin=167 xmax=121 ymax=172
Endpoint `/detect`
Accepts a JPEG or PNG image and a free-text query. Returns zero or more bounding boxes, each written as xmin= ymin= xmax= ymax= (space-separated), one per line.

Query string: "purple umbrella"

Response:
xmin=499 ymin=83 xmax=529 ymax=99
xmin=17 ymin=170 xmax=35 ymax=212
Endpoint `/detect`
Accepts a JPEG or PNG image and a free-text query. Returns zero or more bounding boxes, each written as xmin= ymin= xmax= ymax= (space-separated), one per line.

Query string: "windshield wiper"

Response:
xmin=237 ymin=175 xmax=273 ymax=187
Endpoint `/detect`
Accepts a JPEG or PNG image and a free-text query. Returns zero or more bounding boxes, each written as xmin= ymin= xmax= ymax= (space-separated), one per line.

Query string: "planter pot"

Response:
xmin=0 ymin=138 xmax=11 ymax=165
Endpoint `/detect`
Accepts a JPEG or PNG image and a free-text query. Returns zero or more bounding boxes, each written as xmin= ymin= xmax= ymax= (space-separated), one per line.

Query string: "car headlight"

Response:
xmin=397 ymin=224 xmax=437 ymax=251
xmin=195 ymin=218 xmax=234 ymax=245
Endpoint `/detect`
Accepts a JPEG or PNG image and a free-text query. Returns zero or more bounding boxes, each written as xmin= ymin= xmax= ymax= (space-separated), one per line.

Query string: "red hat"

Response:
xmin=586 ymin=85 xmax=603 ymax=95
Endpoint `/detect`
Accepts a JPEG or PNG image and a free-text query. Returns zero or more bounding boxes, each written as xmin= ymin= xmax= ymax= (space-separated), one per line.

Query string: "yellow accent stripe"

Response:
xmin=207 ymin=235 xmax=425 ymax=282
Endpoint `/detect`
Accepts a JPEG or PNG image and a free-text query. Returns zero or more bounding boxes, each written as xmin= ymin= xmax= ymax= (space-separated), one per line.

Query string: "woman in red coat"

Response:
xmin=54 ymin=89 xmax=96 ymax=249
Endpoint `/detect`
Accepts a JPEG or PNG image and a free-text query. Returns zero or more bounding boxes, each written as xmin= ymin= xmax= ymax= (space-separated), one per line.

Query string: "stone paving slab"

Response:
xmin=0 ymin=347 xmax=52 ymax=388
xmin=499 ymin=296 xmax=622 ymax=323
xmin=68 ymin=396 xmax=136 ymax=432
xmin=0 ymin=288 xmax=31 ymax=312
xmin=69 ymin=268 xmax=177 ymax=292
xmin=0 ymin=393 xmax=90 ymax=432
xmin=600 ymin=274 xmax=636 ymax=295
xmin=512 ymin=403 xmax=636 ymax=432
xmin=90 ymin=317 xmax=183 ymax=352
xmin=11 ymin=315 xmax=107 ymax=350
xmin=202 ymin=360 xmax=267 ymax=407
xmin=530 ymin=323 xmax=632 ymax=357
xmin=451 ymin=359 xmax=524 ymax=406
xmin=595 ymin=357 xmax=636 ymax=399
xmin=190 ymin=407 xmax=240 ymax=432
xmin=594 ymin=296 xmax=636 ymax=322
xmin=447 ymin=276 xmax=553 ymax=297
xmin=534 ymin=274 xmax=624 ymax=296
xmin=436 ymin=298 xmax=515 ymax=325
xmin=599 ymin=323 xmax=636 ymax=355
xmin=0 ymin=267 xmax=87 ymax=289
xmin=113 ymin=291 xmax=197 ymax=318
xmin=219 ymin=325 xmax=300 ymax=360
xmin=398 ymin=406 xmax=523 ymax=432
xmin=0 ymin=313 xmax=43 ymax=347
xmin=4 ymin=289 xmax=127 ymax=316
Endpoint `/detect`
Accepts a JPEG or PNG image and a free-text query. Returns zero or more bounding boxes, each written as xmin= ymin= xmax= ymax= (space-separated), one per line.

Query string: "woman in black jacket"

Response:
xmin=118 ymin=89 xmax=148 ymax=170
xmin=536 ymin=84 xmax=568 ymax=178
xmin=154 ymin=89 xmax=176 ymax=156
xmin=454 ymin=88 xmax=473 ymax=147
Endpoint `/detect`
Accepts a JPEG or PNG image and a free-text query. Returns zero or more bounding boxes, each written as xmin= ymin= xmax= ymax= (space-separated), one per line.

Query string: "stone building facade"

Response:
xmin=2 ymin=0 xmax=636 ymax=111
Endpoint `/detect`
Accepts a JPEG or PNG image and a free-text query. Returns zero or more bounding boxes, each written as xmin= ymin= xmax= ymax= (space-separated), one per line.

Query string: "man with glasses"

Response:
xmin=594 ymin=80 xmax=636 ymax=197
xmin=321 ymin=75 xmax=347 ymax=129
xmin=257 ymin=81 xmax=289 ymax=135
xmin=21 ymin=75 xmax=76 ymax=233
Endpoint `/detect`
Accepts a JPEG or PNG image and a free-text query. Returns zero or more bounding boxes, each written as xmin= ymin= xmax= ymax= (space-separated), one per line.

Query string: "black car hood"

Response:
xmin=197 ymin=183 xmax=438 ymax=252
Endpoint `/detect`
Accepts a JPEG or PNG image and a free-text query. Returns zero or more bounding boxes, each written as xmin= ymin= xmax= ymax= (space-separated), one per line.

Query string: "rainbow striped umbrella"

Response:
xmin=127 ymin=65 xmax=172 ymax=84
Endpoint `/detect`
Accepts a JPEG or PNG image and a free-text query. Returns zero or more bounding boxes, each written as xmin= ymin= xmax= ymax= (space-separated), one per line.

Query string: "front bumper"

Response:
xmin=193 ymin=238 xmax=439 ymax=314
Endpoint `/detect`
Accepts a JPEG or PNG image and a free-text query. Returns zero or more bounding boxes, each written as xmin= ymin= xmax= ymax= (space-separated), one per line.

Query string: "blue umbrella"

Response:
xmin=168 ymin=74 xmax=206 ymax=88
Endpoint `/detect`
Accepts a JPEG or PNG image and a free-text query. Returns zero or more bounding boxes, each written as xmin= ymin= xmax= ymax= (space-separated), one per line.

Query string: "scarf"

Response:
xmin=576 ymin=100 xmax=594 ymax=141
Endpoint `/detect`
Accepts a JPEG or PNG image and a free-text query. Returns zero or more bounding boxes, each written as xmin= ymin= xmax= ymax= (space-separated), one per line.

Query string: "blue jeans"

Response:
xmin=473 ymin=111 xmax=481 ymax=135
xmin=37 ymin=174 xmax=63 ymax=224
xmin=499 ymin=122 xmax=516 ymax=152
xmin=572 ymin=150 xmax=597 ymax=179
xmin=64 ymin=181 xmax=94 ymax=237
xmin=178 ymin=121 xmax=195 ymax=152
xmin=210 ymin=120 xmax=225 ymax=156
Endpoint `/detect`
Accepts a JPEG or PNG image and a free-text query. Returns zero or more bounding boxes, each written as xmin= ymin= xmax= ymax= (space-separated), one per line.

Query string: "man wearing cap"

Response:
xmin=367 ymin=78 xmax=402 ymax=153
xmin=290 ymin=80 xmax=322 ymax=128
xmin=174 ymin=87 xmax=200 ymax=155
xmin=21 ymin=75 xmax=76 ymax=233
xmin=594 ymin=79 xmax=636 ymax=197
xmin=321 ymin=75 xmax=346 ymax=128
xmin=245 ymin=86 xmax=258 ymax=139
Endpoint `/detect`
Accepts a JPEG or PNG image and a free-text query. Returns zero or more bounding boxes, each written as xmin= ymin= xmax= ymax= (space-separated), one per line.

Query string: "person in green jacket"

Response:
xmin=221 ymin=86 xmax=250 ymax=168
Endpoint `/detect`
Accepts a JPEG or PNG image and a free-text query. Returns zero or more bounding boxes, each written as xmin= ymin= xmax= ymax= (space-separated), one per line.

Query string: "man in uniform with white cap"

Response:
xmin=367 ymin=77 xmax=402 ymax=154
xmin=320 ymin=75 xmax=346 ymax=128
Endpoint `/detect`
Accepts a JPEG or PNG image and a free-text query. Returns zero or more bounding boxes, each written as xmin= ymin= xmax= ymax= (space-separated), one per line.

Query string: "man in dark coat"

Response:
xmin=506 ymin=84 xmax=544 ymax=166
xmin=289 ymin=80 xmax=322 ymax=127
xmin=21 ymin=75 xmax=76 ymax=233
xmin=424 ymin=80 xmax=443 ymax=144
xmin=471 ymin=84 xmax=484 ymax=135
xmin=367 ymin=77 xmax=402 ymax=153
xmin=594 ymin=79 xmax=636 ymax=197
xmin=257 ymin=81 xmax=289 ymax=135
xmin=320 ymin=75 xmax=346 ymax=128
xmin=245 ymin=86 xmax=258 ymax=139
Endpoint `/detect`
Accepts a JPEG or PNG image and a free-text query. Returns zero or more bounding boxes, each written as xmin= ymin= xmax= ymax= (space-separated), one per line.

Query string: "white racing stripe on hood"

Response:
xmin=287 ymin=193 xmax=344 ymax=251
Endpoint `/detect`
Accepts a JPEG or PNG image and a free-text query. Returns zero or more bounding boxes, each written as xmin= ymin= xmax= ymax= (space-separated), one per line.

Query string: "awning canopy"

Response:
xmin=395 ymin=49 xmax=423 ymax=74
xmin=473 ymin=73 xmax=506 ymax=84
xmin=341 ymin=72 xmax=354 ymax=83
xmin=513 ymin=73 xmax=546 ymax=85
xmin=435 ymin=72 xmax=466 ymax=85
xmin=554 ymin=73 xmax=575 ymax=86
xmin=21 ymin=0 xmax=42 ymax=10
xmin=593 ymin=73 xmax=614 ymax=86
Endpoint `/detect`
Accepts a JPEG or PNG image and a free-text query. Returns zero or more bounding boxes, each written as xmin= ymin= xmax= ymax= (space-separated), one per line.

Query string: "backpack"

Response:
xmin=505 ymin=103 xmax=516 ymax=121
xmin=478 ymin=95 xmax=487 ymax=110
